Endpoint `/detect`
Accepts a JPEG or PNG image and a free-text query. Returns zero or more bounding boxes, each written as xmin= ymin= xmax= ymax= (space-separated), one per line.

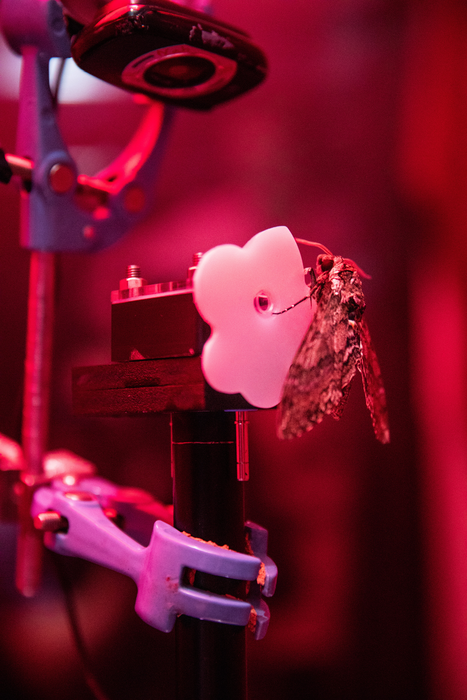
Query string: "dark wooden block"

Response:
xmin=72 ymin=357 xmax=254 ymax=416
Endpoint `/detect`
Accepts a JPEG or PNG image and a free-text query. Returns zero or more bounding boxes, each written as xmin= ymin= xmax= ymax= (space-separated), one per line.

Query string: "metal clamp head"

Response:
xmin=31 ymin=482 xmax=276 ymax=636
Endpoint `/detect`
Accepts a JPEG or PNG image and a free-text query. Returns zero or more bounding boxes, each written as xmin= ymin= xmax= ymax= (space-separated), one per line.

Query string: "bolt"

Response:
xmin=49 ymin=163 xmax=75 ymax=194
xmin=127 ymin=265 xmax=142 ymax=278
xmin=34 ymin=511 xmax=69 ymax=533
xmin=187 ymin=252 xmax=203 ymax=283
xmin=82 ymin=224 xmax=96 ymax=240
xmin=119 ymin=265 xmax=147 ymax=293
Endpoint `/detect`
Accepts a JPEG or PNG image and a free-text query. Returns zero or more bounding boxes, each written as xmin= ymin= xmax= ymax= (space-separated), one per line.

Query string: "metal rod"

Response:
xmin=171 ymin=411 xmax=247 ymax=700
xmin=3 ymin=152 xmax=113 ymax=201
xmin=235 ymin=411 xmax=249 ymax=481
xmin=16 ymin=250 xmax=56 ymax=597
xmin=5 ymin=153 xmax=33 ymax=181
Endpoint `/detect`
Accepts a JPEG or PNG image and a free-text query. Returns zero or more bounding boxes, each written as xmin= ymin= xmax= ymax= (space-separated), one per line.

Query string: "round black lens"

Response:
xmin=144 ymin=55 xmax=216 ymax=90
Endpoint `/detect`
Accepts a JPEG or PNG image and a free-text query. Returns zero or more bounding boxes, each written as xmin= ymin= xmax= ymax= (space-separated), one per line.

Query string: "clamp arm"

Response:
xmin=31 ymin=479 xmax=277 ymax=637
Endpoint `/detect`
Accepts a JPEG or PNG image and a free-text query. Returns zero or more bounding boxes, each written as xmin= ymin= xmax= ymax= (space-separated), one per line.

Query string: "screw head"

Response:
xmin=33 ymin=511 xmax=69 ymax=533
xmin=49 ymin=163 xmax=75 ymax=194
xmin=187 ymin=252 xmax=203 ymax=283
xmin=82 ymin=224 xmax=96 ymax=240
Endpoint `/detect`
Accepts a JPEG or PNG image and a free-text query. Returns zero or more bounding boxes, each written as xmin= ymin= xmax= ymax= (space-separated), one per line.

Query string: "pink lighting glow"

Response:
xmin=1 ymin=1 xmax=467 ymax=699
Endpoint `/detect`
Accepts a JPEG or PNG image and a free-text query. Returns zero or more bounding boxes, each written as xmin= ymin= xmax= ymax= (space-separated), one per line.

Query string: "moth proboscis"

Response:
xmin=277 ymin=240 xmax=390 ymax=444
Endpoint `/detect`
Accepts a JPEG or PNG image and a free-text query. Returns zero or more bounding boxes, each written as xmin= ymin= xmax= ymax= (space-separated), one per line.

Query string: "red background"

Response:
xmin=1 ymin=1 xmax=466 ymax=698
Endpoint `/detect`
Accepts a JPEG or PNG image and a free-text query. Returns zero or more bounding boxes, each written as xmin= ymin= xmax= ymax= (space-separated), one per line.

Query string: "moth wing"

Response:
xmin=358 ymin=317 xmax=390 ymax=444
xmin=331 ymin=379 xmax=353 ymax=420
xmin=278 ymin=292 xmax=351 ymax=439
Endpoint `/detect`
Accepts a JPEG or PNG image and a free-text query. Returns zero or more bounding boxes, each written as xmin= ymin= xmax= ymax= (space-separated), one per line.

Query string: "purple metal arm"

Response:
xmin=0 ymin=0 xmax=171 ymax=252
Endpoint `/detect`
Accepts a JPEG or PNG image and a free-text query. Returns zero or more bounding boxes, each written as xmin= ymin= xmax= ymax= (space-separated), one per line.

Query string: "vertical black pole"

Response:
xmin=171 ymin=411 xmax=247 ymax=700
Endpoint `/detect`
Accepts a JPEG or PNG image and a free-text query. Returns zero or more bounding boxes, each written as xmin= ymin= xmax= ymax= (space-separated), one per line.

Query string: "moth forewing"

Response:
xmin=277 ymin=250 xmax=390 ymax=444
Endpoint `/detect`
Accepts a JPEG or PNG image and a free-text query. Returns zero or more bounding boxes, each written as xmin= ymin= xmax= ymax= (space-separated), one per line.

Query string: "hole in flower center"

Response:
xmin=254 ymin=291 xmax=272 ymax=314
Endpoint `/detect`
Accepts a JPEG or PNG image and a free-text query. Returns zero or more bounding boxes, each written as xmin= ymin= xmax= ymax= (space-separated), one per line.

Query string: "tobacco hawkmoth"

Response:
xmin=277 ymin=241 xmax=390 ymax=444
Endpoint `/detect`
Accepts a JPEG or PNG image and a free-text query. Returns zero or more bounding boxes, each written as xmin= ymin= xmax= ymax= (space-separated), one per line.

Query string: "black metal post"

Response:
xmin=171 ymin=411 xmax=247 ymax=700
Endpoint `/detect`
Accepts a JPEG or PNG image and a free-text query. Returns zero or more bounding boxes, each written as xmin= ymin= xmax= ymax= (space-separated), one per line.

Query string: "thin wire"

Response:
xmin=51 ymin=552 xmax=112 ymax=700
xmin=294 ymin=238 xmax=333 ymax=256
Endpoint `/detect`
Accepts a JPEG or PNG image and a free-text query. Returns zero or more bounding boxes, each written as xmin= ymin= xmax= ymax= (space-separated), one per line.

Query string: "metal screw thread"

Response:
xmin=192 ymin=253 xmax=203 ymax=266
xmin=126 ymin=264 xmax=141 ymax=278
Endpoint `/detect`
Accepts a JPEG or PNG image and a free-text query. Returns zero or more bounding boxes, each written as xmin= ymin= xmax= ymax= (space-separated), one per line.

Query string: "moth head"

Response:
xmin=316 ymin=254 xmax=335 ymax=275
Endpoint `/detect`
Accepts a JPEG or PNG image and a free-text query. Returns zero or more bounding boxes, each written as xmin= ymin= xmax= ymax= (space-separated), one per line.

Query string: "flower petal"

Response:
xmin=193 ymin=226 xmax=312 ymax=408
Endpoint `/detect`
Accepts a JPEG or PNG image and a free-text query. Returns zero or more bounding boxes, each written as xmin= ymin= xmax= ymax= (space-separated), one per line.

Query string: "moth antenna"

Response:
xmin=272 ymin=266 xmax=315 ymax=315
xmin=294 ymin=238 xmax=372 ymax=280
xmin=272 ymin=294 xmax=310 ymax=315
xmin=294 ymin=238 xmax=333 ymax=256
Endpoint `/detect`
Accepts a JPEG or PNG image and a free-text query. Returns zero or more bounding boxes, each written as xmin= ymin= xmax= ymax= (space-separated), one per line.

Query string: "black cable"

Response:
xmin=51 ymin=552 xmax=112 ymax=700
xmin=0 ymin=148 xmax=13 ymax=184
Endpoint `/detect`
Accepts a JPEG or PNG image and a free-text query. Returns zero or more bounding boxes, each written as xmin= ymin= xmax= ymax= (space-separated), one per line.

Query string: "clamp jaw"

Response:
xmin=30 ymin=473 xmax=277 ymax=640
